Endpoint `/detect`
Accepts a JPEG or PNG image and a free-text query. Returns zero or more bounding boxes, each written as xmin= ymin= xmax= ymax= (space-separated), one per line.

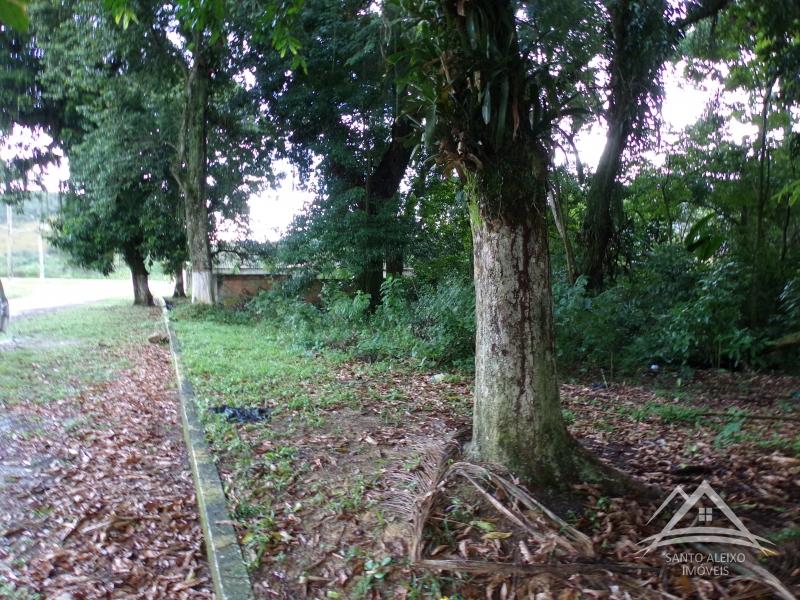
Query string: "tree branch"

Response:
xmin=677 ymin=0 xmax=732 ymax=29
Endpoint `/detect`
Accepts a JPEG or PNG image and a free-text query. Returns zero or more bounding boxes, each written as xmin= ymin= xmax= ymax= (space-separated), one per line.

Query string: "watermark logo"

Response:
xmin=639 ymin=480 xmax=777 ymax=556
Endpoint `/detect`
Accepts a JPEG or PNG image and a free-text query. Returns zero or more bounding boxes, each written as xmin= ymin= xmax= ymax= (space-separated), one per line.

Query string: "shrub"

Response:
xmin=410 ymin=276 xmax=475 ymax=367
xmin=653 ymin=258 xmax=760 ymax=367
xmin=553 ymin=247 xmax=764 ymax=372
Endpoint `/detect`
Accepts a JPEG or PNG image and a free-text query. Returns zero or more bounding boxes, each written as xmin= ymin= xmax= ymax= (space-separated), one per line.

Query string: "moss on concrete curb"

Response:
xmin=160 ymin=301 xmax=255 ymax=600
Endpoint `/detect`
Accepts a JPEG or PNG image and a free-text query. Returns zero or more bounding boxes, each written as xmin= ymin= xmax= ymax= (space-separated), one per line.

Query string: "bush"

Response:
xmin=553 ymin=247 xmax=764 ymax=372
xmin=244 ymin=275 xmax=476 ymax=367
xmin=411 ymin=276 xmax=475 ymax=367
xmin=651 ymin=258 xmax=759 ymax=367
xmin=196 ymin=243 xmax=777 ymax=375
xmin=778 ymin=273 xmax=800 ymax=331
xmin=355 ymin=276 xmax=475 ymax=366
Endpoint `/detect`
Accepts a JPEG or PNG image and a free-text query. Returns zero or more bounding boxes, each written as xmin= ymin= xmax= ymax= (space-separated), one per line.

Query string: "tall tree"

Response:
xmin=255 ymin=0 xmax=415 ymax=304
xmin=395 ymin=0 xmax=624 ymax=487
xmin=31 ymin=0 xmax=187 ymax=305
xmin=98 ymin=0 xmax=274 ymax=303
xmin=49 ymin=87 xmax=186 ymax=306
xmin=173 ymin=13 xmax=216 ymax=303
xmin=580 ymin=0 xmax=732 ymax=290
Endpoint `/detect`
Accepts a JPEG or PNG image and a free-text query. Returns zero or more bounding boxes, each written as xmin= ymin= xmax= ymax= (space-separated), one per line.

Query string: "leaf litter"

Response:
xmin=199 ymin=358 xmax=800 ymax=599
xmin=0 ymin=330 xmax=212 ymax=598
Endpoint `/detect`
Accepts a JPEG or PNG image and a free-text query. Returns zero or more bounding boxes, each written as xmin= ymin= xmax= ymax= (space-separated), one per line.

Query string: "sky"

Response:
xmin=3 ymin=62 xmax=758 ymax=243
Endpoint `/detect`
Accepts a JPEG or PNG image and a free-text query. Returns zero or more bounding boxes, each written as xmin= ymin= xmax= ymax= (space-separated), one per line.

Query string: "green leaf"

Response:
xmin=423 ymin=104 xmax=437 ymax=148
xmin=0 ymin=0 xmax=29 ymax=31
xmin=471 ymin=519 xmax=495 ymax=532
xmin=775 ymin=180 xmax=800 ymax=207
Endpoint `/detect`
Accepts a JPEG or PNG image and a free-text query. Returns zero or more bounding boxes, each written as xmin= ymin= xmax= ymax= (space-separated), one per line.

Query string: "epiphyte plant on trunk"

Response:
xmin=391 ymin=0 xmax=627 ymax=491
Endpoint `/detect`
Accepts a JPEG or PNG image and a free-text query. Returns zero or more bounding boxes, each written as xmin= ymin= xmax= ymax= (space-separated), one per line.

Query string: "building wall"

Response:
xmin=215 ymin=273 xmax=325 ymax=306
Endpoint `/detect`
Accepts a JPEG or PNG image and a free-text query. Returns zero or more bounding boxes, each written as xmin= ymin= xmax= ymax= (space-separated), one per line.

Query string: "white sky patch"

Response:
xmin=248 ymin=159 xmax=314 ymax=242
xmin=0 ymin=125 xmax=68 ymax=192
xmin=574 ymin=62 xmax=759 ymax=171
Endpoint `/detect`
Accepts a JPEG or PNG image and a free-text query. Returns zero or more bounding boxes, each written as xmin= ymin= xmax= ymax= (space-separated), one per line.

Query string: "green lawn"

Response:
xmin=169 ymin=306 xmax=476 ymax=598
xmin=172 ymin=315 xmax=345 ymax=410
xmin=0 ymin=302 xmax=160 ymax=405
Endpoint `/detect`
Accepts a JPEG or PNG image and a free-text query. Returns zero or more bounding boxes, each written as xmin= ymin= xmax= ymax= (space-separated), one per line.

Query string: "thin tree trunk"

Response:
xmin=360 ymin=118 xmax=414 ymax=305
xmin=547 ymin=182 xmax=577 ymax=284
xmin=0 ymin=277 xmax=9 ymax=333
xmin=580 ymin=118 xmax=627 ymax=290
xmin=469 ymin=150 xmax=580 ymax=486
xmin=173 ymin=268 xmax=186 ymax=298
xmin=750 ymin=74 xmax=777 ymax=326
xmin=38 ymin=227 xmax=45 ymax=279
xmin=6 ymin=204 xmax=12 ymax=278
xmin=123 ymin=247 xmax=154 ymax=307
xmin=178 ymin=31 xmax=214 ymax=304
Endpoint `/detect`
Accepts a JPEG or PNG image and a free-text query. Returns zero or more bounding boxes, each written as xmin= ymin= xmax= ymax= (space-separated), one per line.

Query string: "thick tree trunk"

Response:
xmin=123 ymin=247 xmax=154 ymax=307
xmin=0 ymin=277 xmax=9 ymax=333
xmin=173 ymin=269 xmax=186 ymax=298
xmin=181 ymin=33 xmax=214 ymax=304
xmin=469 ymin=150 xmax=581 ymax=487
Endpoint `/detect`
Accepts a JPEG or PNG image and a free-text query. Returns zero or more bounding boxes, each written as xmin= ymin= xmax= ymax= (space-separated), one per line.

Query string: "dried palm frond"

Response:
xmin=384 ymin=435 xmax=461 ymax=561
xmin=690 ymin=542 xmax=797 ymax=600
xmin=384 ymin=437 xmax=652 ymax=584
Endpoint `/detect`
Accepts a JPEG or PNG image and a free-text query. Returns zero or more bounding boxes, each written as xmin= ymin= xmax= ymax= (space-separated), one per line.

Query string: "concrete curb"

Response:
xmin=158 ymin=300 xmax=255 ymax=600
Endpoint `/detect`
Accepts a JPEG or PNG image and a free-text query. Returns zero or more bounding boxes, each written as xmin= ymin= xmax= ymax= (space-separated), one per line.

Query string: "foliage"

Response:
xmin=257 ymin=0 xmax=416 ymax=291
xmin=553 ymin=246 xmax=773 ymax=371
xmin=34 ymin=0 xmax=185 ymax=277
xmin=245 ymin=275 xmax=475 ymax=368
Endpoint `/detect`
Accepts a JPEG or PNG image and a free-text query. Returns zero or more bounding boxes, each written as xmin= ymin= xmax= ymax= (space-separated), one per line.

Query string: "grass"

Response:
xmin=0 ymin=301 xmax=159 ymax=405
xmin=631 ymin=401 xmax=704 ymax=423
xmin=170 ymin=304 xmax=475 ymax=595
xmin=171 ymin=306 xmax=353 ymax=570
xmin=0 ymin=580 xmax=41 ymax=600
xmin=171 ymin=308 xmax=345 ymax=412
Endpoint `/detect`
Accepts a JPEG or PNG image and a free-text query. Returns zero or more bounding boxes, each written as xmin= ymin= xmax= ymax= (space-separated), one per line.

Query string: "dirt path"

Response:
xmin=0 ymin=341 xmax=212 ymax=598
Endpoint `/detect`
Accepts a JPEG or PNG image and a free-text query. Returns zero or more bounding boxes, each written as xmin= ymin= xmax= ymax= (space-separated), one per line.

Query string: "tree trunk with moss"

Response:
xmin=469 ymin=147 xmax=582 ymax=486
xmin=177 ymin=32 xmax=214 ymax=304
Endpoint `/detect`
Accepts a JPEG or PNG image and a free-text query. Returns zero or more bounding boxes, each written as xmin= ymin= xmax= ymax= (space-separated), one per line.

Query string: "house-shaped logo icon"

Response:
xmin=639 ymin=480 xmax=777 ymax=556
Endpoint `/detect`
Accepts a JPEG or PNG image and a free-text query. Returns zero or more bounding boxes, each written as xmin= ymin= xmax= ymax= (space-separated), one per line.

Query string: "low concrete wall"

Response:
xmin=159 ymin=300 xmax=255 ymax=600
